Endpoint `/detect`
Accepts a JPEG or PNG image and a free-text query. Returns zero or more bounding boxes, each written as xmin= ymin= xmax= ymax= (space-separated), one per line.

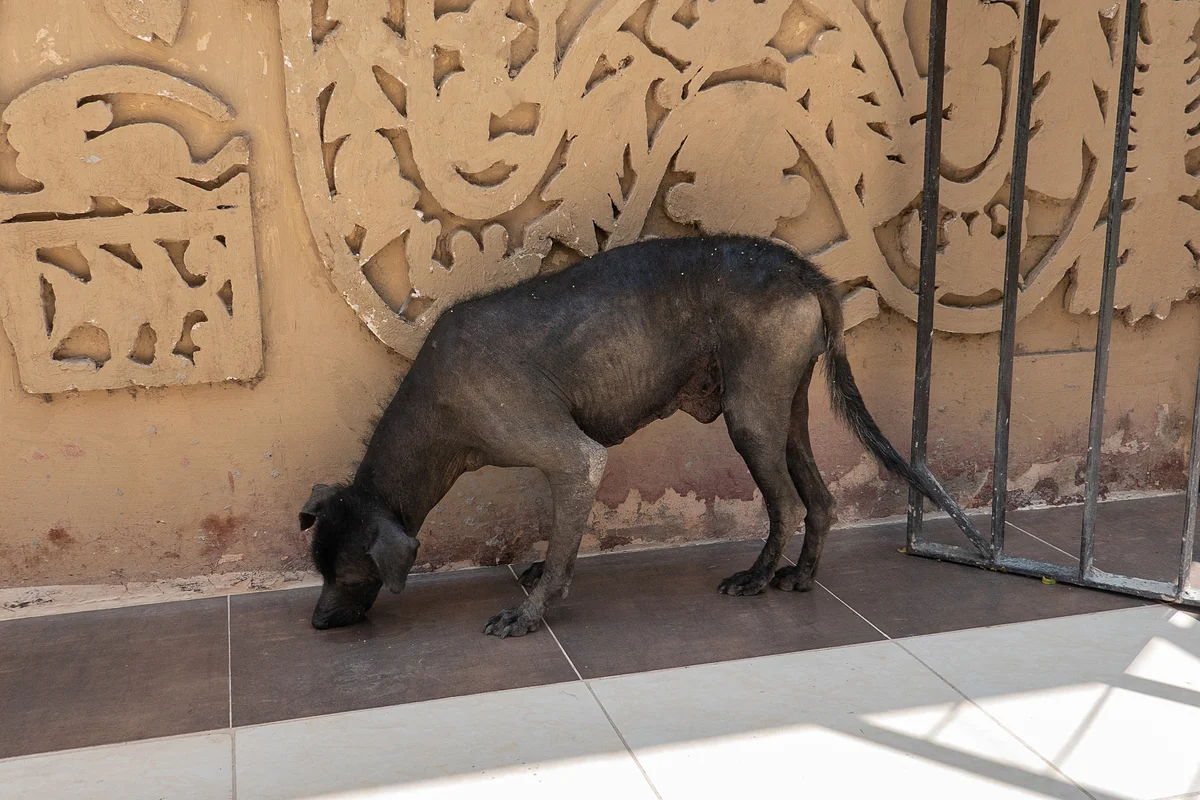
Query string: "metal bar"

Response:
xmin=1080 ymin=0 xmax=1141 ymax=576
xmin=1178 ymin=354 xmax=1200 ymax=598
xmin=990 ymin=0 xmax=1041 ymax=556
xmin=906 ymin=0 xmax=948 ymax=551
xmin=908 ymin=540 xmax=1183 ymax=604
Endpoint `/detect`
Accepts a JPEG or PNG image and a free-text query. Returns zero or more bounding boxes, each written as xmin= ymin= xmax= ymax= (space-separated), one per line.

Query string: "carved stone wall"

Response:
xmin=280 ymin=0 xmax=1200 ymax=357
xmin=0 ymin=64 xmax=260 ymax=393
xmin=0 ymin=0 xmax=1196 ymax=593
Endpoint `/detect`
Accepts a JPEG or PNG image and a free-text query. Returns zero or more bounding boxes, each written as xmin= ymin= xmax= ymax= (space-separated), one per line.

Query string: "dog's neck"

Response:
xmin=355 ymin=387 xmax=469 ymax=537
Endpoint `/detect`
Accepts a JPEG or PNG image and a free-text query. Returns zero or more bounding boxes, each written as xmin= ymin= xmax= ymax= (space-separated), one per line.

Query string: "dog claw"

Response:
xmin=718 ymin=570 xmax=769 ymax=596
xmin=771 ymin=564 xmax=814 ymax=592
xmin=484 ymin=606 xmax=542 ymax=638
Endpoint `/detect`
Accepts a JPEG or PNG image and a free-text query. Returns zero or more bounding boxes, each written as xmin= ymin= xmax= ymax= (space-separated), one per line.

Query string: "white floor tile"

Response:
xmin=590 ymin=640 xmax=1089 ymax=799
xmin=904 ymin=606 xmax=1200 ymax=800
xmin=234 ymin=682 xmax=657 ymax=800
xmin=0 ymin=732 xmax=232 ymax=800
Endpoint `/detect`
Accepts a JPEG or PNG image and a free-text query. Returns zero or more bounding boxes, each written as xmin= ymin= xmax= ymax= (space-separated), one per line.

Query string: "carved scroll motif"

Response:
xmin=280 ymin=0 xmax=1200 ymax=357
xmin=0 ymin=65 xmax=261 ymax=393
xmin=103 ymin=0 xmax=187 ymax=44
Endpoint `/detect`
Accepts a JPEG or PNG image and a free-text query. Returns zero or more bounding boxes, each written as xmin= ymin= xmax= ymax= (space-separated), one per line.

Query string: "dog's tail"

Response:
xmin=814 ymin=288 xmax=979 ymax=535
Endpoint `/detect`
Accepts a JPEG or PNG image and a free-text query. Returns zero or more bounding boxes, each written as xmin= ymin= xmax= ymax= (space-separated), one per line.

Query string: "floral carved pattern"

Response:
xmin=280 ymin=0 xmax=1200 ymax=357
xmin=1066 ymin=0 xmax=1200 ymax=322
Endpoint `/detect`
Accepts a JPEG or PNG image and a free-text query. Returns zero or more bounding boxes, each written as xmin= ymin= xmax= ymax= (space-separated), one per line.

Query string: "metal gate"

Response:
xmin=904 ymin=0 xmax=1200 ymax=604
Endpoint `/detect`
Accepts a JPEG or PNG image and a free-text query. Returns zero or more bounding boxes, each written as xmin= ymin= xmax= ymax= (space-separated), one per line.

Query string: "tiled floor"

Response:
xmin=540 ymin=539 xmax=883 ymax=677
xmin=229 ymin=569 xmax=577 ymax=725
xmin=0 ymin=598 xmax=230 ymax=758
xmin=2 ymin=495 xmax=1196 ymax=799
xmin=1008 ymin=494 xmax=1190 ymax=583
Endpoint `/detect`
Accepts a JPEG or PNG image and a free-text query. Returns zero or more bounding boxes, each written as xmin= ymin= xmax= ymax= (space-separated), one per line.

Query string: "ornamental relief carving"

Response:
xmin=1 ymin=0 xmax=1197 ymax=391
xmin=279 ymin=0 xmax=1199 ymax=359
xmin=0 ymin=63 xmax=260 ymax=393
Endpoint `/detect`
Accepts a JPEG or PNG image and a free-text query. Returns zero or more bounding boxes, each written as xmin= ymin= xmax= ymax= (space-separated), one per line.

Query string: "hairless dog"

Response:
xmin=299 ymin=235 xmax=971 ymax=636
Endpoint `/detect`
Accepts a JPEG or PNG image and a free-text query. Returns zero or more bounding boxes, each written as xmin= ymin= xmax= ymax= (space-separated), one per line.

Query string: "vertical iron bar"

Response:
xmin=990 ymin=0 xmax=1041 ymax=556
xmin=1178 ymin=355 xmax=1200 ymax=598
xmin=1080 ymin=0 xmax=1141 ymax=576
xmin=906 ymin=0 xmax=949 ymax=550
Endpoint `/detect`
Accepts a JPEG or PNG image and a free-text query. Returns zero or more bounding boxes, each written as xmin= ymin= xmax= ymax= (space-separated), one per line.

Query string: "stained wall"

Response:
xmin=0 ymin=0 xmax=1196 ymax=592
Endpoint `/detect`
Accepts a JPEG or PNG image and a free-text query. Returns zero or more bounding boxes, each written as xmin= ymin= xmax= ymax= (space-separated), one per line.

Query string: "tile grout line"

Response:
xmin=227 ymin=595 xmax=237 ymax=800
xmin=816 ymin=577 xmax=891 ymax=640
xmin=577 ymin=682 xmax=664 ymax=800
xmin=504 ymin=566 xmax=586 ymax=683
xmin=784 ymin=542 xmax=1098 ymax=799
xmin=1006 ymin=520 xmax=1080 ymax=561
xmin=226 ymin=595 xmax=233 ymax=728
xmin=0 ymin=729 xmax=231 ymax=767
xmin=777 ymin=543 xmax=894 ymax=640
xmin=506 ymin=565 xmax=664 ymax=800
xmin=893 ymin=638 xmax=1099 ymax=800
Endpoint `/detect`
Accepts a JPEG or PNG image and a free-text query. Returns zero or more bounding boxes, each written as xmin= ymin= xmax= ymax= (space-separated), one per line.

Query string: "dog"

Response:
xmin=299 ymin=235 xmax=971 ymax=635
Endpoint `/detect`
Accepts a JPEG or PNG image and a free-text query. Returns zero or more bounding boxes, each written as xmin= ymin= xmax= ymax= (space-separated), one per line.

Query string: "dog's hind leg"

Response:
xmin=718 ymin=382 xmax=807 ymax=597
xmin=484 ymin=429 xmax=606 ymax=638
xmin=772 ymin=361 xmax=836 ymax=592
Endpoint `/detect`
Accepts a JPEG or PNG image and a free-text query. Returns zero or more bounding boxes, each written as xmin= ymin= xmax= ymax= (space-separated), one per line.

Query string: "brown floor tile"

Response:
xmin=229 ymin=567 xmax=577 ymax=726
xmin=540 ymin=540 xmax=885 ymax=679
xmin=1009 ymin=494 xmax=1191 ymax=584
xmin=812 ymin=517 xmax=1149 ymax=639
xmin=905 ymin=510 xmax=1082 ymax=563
xmin=0 ymin=597 xmax=229 ymax=759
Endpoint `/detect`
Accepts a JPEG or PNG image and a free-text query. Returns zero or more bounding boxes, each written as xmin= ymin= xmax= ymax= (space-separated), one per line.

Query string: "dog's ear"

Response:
xmin=368 ymin=517 xmax=419 ymax=594
xmin=299 ymin=484 xmax=337 ymax=531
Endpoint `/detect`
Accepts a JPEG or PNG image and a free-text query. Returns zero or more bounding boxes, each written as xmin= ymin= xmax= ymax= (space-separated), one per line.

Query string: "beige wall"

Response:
xmin=0 ymin=0 xmax=1196 ymax=592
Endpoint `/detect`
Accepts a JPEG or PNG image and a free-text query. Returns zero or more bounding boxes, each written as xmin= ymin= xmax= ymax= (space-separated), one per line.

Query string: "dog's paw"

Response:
xmin=771 ymin=564 xmax=815 ymax=592
xmin=718 ymin=569 xmax=769 ymax=596
xmin=517 ymin=561 xmax=544 ymax=591
xmin=484 ymin=606 xmax=542 ymax=638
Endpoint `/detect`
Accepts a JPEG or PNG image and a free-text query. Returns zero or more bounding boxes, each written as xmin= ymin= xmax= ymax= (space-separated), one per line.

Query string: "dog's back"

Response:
xmin=459 ymin=235 xmax=832 ymax=321
xmin=421 ymin=236 xmax=831 ymax=446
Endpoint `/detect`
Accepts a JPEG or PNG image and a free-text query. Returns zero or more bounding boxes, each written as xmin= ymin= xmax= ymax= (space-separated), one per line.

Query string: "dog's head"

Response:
xmin=300 ymin=484 xmax=419 ymax=630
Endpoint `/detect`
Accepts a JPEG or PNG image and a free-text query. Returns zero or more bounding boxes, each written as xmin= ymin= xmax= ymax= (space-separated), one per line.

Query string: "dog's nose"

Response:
xmin=311 ymin=608 xmax=364 ymax=630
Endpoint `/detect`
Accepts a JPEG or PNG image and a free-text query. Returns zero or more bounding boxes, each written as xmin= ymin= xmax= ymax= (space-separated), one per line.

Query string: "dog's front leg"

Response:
xmin=485 ymin=440 xmax=607 ymax=638
xmin=517 ymin=560 xmax=544 ymax=591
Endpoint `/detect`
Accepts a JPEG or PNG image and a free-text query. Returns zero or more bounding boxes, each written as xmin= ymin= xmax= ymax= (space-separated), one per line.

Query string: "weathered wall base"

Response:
xmin=5 ymin=295 xmax=1194 ymax=589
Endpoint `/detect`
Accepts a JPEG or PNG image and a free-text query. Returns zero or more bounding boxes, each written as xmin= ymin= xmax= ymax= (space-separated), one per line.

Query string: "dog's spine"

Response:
xmin=815 ymin=289 xmax=978 ymax=534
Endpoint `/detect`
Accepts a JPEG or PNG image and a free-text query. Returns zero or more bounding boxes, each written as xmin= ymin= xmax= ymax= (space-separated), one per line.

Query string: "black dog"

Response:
xmin=300 ymin=235 xmax=970 ymax=635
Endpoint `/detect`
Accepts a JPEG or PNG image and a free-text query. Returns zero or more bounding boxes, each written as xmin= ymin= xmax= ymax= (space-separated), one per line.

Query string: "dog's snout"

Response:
xmin=311 ymin=606 xmax=365 ymax=630
xmin=311 ymin=582 xmax=380 ymax=630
